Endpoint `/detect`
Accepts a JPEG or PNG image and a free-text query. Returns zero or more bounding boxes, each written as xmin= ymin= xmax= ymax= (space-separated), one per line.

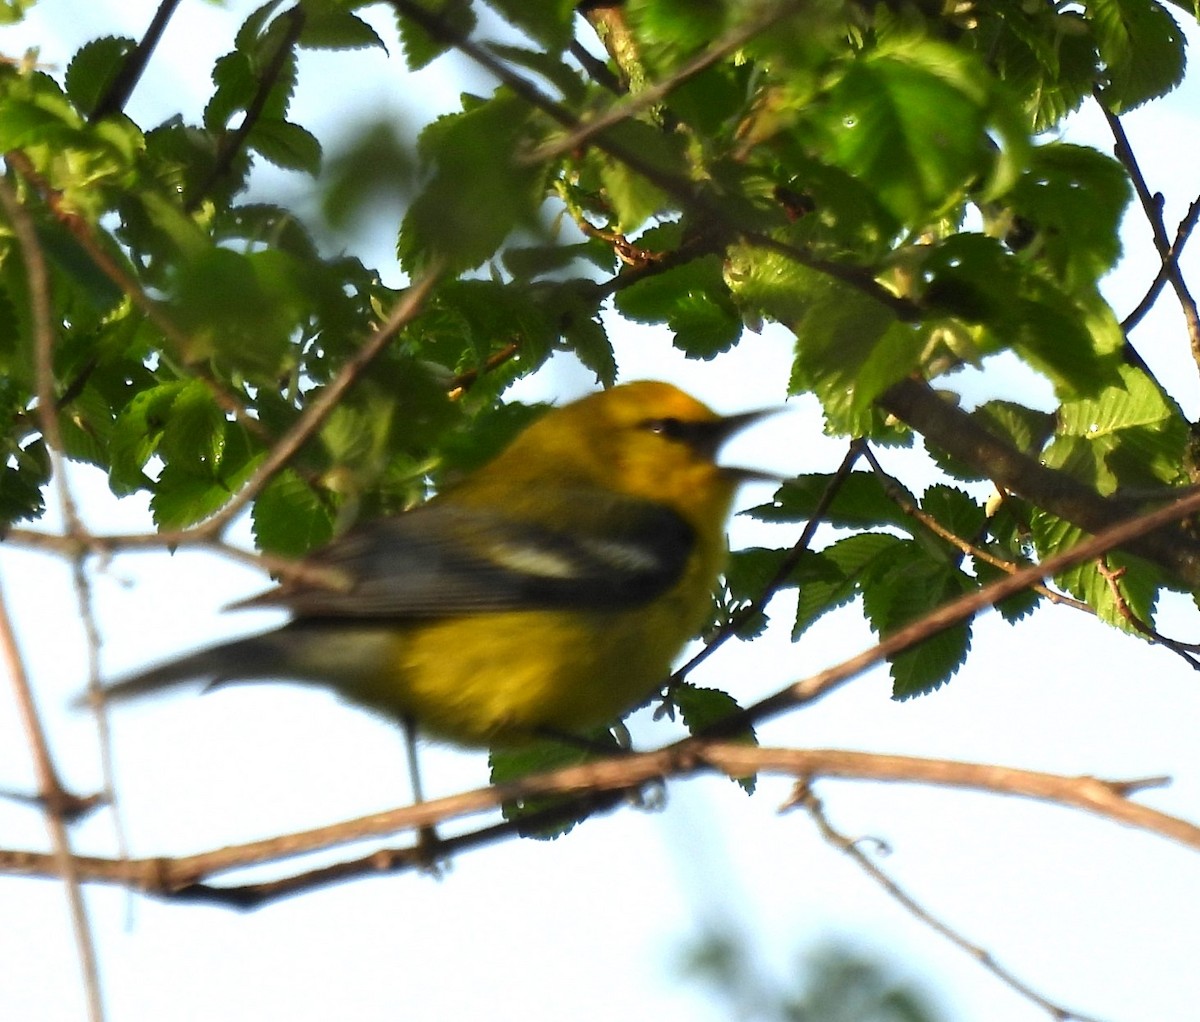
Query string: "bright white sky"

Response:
xmin=3 ymin=4 xmax=1200 ymax=1021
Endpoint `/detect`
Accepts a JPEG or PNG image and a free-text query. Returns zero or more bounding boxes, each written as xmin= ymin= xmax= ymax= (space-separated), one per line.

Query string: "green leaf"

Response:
xmin=591 ymin=119 xmax=689 ymax=230
xmin=489 ymin=730 xmax=621 ymax=839
xmin=562 ymin=309 xmax=616 ymax=387
xmin=725 ymin=546 xmax=794 ymax=603
xmin=109 ymin=381 xmax=188 ymax=494
xmin=615 ymin=254 xmax=741 ymax=359
xmin=818 ymin=40 xmax=996 ymax=223
xmin=920 ymin=485 xmax=985 ymax=546
xmin=157 ymin=380 xmax=226 ymax=473
xmin=855 ymin=538 xmax=975 ymax=696
xmin=399 ymin=91 xmax=549 ymax=272
xmin=972 ymin=557 xmax=1042 ymax=624
xmin=788 ymin=281 xmax=913 ymax=435
xmin=889 ymin=620 xmax=971 ymax=699
xmin=252 ymin=469 xmax=335 ymax=557
xmin=1031 ymin=511 xmax=1161 ymax=633
xmin=298 ymin=5 xmax=386 ymax=50
xmin=1005 ymin=143 xmax=1131 ymax=290
xmin=674 ymin=682 xmax=756 ymax=793
xmin=249 ymin=118 xmax=322 ymax=174
xmin=1090 ymin=0 xmax=1188 ymax=112
xmin=395 ymin=0 xmax=476 ymax=71
xmin=748 ymin=472 xmax=913 ymax=531
xmin=0 ymin=437 xmax=48 ymax=523
xmin=481 ymin=2 xmax=575 ymax=50
xmin=167 ymin=247 xmax=312 ymax=375
xmin=792 ymin=532 xmax=903 ymax=638
xmin=919 ymin=234 xmax=1120 ymax=397
xmin=0 ymin=0 xmax=37 ymax=26
xmin=64 ymin=36 xmax=136 ymax=117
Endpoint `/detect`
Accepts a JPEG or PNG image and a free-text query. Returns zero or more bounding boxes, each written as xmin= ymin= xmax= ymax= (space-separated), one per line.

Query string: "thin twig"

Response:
xmin=1122 ymin=196 xmax=1200 ymax=333
xmin=1098 ymin=96 xmax=1200 ymax=370
xmin=670 ymin=437 xmax=866 ymax=690
xmin=1095 ymin=556 xmax=1200 ymax=667
xmin=796 ymin=786 xmax=1108 ymax=1022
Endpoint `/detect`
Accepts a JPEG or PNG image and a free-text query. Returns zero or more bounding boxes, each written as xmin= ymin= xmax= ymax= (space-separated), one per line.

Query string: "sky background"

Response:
xmin=2 ymin=3 xmax=1200 ymax=1021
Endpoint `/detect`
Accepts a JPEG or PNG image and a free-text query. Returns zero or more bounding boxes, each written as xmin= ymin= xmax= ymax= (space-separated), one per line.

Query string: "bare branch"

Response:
xmin=2 ymin=744 xmax=1194 ymax=908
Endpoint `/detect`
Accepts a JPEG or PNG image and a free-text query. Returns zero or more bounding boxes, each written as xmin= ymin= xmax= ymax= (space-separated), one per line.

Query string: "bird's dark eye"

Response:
xmin=643 ymin=416 xmax=687 ymax=441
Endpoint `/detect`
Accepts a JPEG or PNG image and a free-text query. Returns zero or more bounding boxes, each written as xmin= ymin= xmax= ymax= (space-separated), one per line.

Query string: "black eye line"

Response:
xmin=641 ymin=416 xmax=687 ymax=440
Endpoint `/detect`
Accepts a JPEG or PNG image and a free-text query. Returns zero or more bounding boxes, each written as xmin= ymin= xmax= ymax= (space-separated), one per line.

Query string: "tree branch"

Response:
xmin=2 ymin=744 xmax=1192 ymax=908
xmin=876 ymin=377 xmax=1200 ymax=588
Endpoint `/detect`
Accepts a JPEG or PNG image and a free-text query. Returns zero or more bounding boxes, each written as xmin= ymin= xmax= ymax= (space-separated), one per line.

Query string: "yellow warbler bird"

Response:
xmin=93 ymin=381 xmax=769 ymax=748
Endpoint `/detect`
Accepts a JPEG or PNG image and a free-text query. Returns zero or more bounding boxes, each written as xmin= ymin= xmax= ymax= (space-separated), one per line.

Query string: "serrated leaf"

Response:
xmin=1091 ymin=0 xmax=1188 ymax=112
xmin=818 ymin=41 xmax=996 ymax=223
xmin=748 ymin=472 xmax=913 ymax=531
xmin=109 ymin=381 xmax=187 ymax=494
xmin=1031 ymin=511 xmax=1161 ymax=633
xmin=919 ymin=234 xmax=1120 ymax=397
xmin=725 ymin=546 xmax=793 ymax=603
xmin=298 ymin=6 xmax=386 ymax=51
xmin=484 ymin=0 xmax=581 ymax=50
xmin=563 ymin=311 xmax=616 ymax=387
xmin=674 ymin=682 xmax=756 ymax=793
xmin=399 ymin=91 xmax=548 ymax=272
xmin=890 ymin=620 xmax=971 ymax=699
xmin=252 ymin=469 xmax=334 ymax=556
xmin=971 ymin=557 xmax=1042 ymax=624
xmin=64 ymin=36 xmax=136 ymax=116
xmin=1006 ymin=144 xmax=1131 ymax=290
xmin=395 ymin=0 xmax=475 ymax=71
xmin=920 ymin=485 xmax=985 ymax=545
xmin=792 ymin=532 xmax=904 ymax=637
xmin=592 ymin=118 xmax=688 ymax=230
xmin=249 ymin=118 xmax=322 ymax=174
xmin=789 ymin=281 xmax=907 ymax=434
xmin=0 ymin=438 xmax=48 ymax=523
xmin=158 ymin=380 xmax=226 ymax=472
xmin=489 ymin=731 xmax=620 ymax=839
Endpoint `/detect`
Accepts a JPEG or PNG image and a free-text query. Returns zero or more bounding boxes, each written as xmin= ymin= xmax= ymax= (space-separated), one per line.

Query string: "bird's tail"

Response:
xmin=75 ymin=631 xmax=297 ymax=708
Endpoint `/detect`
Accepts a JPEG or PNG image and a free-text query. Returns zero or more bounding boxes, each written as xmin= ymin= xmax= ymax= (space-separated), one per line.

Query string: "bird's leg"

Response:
xmin=402 ymin=715 xmax=447 ymax=875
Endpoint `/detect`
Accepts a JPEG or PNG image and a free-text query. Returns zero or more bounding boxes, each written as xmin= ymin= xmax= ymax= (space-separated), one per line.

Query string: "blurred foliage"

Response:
xmin=680 ymin=930 xmax=944 ymax=1022
xmin=1 ymin=0 xmax=1198 ymax=736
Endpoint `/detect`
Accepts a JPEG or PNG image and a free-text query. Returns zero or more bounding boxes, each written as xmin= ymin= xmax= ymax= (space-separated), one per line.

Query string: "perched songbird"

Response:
xmin=91 ymin=381 xmax=770 ymax=749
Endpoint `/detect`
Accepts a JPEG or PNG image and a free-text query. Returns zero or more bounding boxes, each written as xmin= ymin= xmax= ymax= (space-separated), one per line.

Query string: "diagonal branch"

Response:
xmin=877 ymin=377 xmax=1200 ymax=588
xmin=89 ymin=0 xmax=183 ymax=122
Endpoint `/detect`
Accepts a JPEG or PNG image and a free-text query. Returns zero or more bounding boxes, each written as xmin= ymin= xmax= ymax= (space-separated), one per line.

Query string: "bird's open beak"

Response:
xmin=714 ymin=408 xmax=785 ymax=483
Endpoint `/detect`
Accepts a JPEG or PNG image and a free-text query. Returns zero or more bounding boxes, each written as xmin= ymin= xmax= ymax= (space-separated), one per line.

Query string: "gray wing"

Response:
xmin=235 ymin=493 xmax=696 ymax=620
